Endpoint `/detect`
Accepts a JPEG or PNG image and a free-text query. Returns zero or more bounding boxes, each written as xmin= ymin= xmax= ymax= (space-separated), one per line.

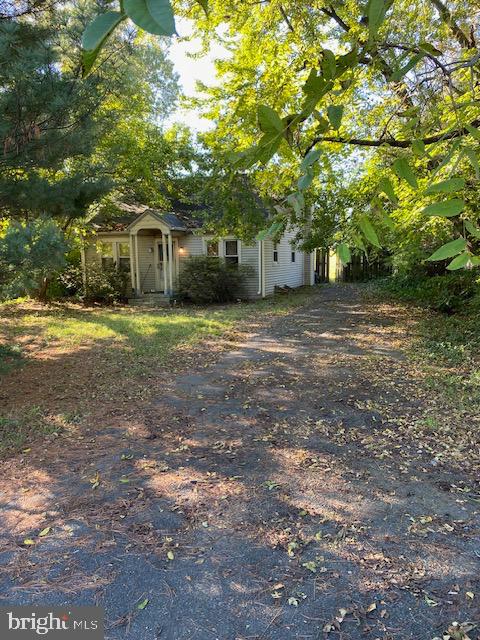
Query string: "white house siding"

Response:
xmin=84 ymin=241 xmax=101 ymax=266
xmin=84 ymin=233 xmax=130 ymax=267
xmin=240 ymin=243 xmax=260 ymax=298
xmin=264 ymin=229 xmax=304 ymax=296
xmin=178 ymin=233 xmax=204 ymax=261
xmin=86 ymin=227 xmax=313 ymax=300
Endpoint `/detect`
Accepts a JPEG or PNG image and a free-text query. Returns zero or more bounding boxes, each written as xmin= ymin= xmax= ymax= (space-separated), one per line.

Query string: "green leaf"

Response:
xmin=465 ymin=220 xmax=480 ymax=239
xmin=427 ymin=237 xmax=467 ymax=261
xmin=327 ymin=105 xmax=344 ymax=130
xmin=391 ymin=53 xmax=424 ymax=82
xmin=422 ymin=198 xmax=465 ymax=217
xmin=378 ymin=176 xmax=398 ymax=204
xmin=393 ymin=157 xmax=418 ymax=188
xmin=82 ymin=11 xmax=125 ymax=51
xmin=256 ymin=132 xmax=282 ymax=164
xmin=465 ymin=124 xmax=480 ymax=140
xmin=447 ymin=251 xmax=471 ymax=270
xmin=124 ymin=0 xmax=175 ymax=36
xmin=313 ymin=112 xmax=330 ymax=133
xmin=425 ymin=177 xmax=465 ymax=194
xmin=463 ymin=147 xmax=479 ymax=179
xmin=337 ymin=243 xmax=351 ymax=265
xmin=359 ymin=217 xmax=381 ymax=248
xmin=137 ymin=598 xmax=149 ymax=610
xmin=412 ymin=139 xmax=426 ymax=157
xmin=321 ymin=49 xmax=336 ymax=80
xmin=257 ymin=105 xmax=283 ymax=134
xmin=256 ymin=221 xmax=283 ymax=241
xmin=287 ymin=192 xmax=304 ymax=215
xmin=81 ymin=12 xmax=126 ymax=76
xmin=301 ymin=148 xmax=321 ymax=171
xmin=368 ymin=0 xmax=386 ymax=39
xmin=145 ymin=0 xmax=176 ymax=35
xmin=298 ymin=169 xmax=314 ymax=191
xmin=418 ymin=41 xmax=443 ymax=56
xmin=301 ymin=76 xmax=334 ymax=116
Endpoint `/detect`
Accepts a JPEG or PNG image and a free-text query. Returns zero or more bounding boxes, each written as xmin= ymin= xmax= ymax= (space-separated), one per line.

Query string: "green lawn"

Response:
xmin=0 ymin=290 xmax=314 ymax=456
xmin=1 ymin=289 xmax=312 ymax=368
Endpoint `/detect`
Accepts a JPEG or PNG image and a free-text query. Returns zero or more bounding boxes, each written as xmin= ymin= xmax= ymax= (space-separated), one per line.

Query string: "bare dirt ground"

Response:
xmin=0 ymin=286 xmax=479 ymax=640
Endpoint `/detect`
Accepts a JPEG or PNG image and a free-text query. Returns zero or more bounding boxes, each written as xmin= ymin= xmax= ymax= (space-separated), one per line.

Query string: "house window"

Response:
xmin=99 ymin=242 xmax=114 ymax=269
xmin=273 ymin=243 xmax=278 ymax=263
xmin=206 ymin=240 xmax=219 ymax=257
xmin=118 ymin=242 xmax=130 ymax=272
xmin=224 ymin=240 xmax=239 ymax=265
xmin=291 ymin=250 xmax=296 ymax=263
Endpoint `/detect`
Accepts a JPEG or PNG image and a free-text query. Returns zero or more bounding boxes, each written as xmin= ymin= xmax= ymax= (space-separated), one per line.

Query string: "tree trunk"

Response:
xmin=37 ymin=276 xmax=50 ymax=302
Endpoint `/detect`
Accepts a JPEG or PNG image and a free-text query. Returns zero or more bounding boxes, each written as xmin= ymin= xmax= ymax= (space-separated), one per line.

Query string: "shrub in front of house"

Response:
xmin=59 ymin=263 xmax=129 ymax=304
xmin=178 ymin=256 xmax=252 ymax=304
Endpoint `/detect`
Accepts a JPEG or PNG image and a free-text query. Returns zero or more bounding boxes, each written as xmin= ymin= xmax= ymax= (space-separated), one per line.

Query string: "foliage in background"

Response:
xmin=0 ymin=219 xmax=68 ymax=301
xmin=0 ymin=0 xmax=180 ymax=228
xmin=80 ymin=0 xmax=480 ymax=277
xmin=373 ymin=272 xmax=480 ymax=313
xmin=60 ymin=262 xmax=129 ymax=304
xmin=178 ymin=256 xmax=253 ymax=304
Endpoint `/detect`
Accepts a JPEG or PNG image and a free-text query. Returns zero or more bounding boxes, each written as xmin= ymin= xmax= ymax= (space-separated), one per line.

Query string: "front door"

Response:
xmin=157 ymin=239 xmax=177 ymax=292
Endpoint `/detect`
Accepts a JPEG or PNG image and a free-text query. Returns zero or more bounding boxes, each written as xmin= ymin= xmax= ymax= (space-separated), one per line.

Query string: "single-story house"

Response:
xmin=81 ymin=203 xmax=315 ymax=302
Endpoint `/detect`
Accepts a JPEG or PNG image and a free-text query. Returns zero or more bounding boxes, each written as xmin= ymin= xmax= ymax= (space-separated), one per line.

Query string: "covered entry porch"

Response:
xmin=127 ymin=211 xmax=185 ymax=298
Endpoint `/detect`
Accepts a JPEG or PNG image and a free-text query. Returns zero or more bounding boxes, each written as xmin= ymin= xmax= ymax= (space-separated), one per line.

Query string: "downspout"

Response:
xmin=261 ymin=240 xmax=266 ymax=298
xmin=80 ymin=241 xmax=87 ymax=299
xmin=257 ymin=240 xmax=262 ymax=296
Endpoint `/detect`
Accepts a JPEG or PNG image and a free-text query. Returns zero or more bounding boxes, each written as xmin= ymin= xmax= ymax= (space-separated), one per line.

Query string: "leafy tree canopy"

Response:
xmin=82 ymin=0 xmax=480 ymax=270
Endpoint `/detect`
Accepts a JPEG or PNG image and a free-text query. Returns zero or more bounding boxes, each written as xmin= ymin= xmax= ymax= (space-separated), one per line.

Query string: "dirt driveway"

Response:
xmin=0 ymin=286 xmax=478 ymax=639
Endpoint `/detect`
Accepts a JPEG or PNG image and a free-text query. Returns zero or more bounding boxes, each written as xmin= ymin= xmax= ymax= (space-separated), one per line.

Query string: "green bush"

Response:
xmin=376 ymin=271 xmax=480 ymax=313
xmin=59 ymin=263 xmax=129 ymax=304
xmin=178 ymin=256 xmax=253 ymax=304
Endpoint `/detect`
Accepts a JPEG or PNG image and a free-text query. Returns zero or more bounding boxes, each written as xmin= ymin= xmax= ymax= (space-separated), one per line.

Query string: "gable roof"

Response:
xmin=92 ymin=202 xmax=204 ymax=233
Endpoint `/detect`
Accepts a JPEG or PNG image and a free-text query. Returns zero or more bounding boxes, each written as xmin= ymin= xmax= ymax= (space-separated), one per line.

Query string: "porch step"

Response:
xmin=128 ymin=294 xmax=172 ymax=307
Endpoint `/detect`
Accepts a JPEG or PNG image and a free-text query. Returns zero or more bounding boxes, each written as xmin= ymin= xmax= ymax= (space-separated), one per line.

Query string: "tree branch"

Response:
xmin=428 ymin=0 xmax=474 ymax=49
xmin=305 ymin=118 xmax=480 ymax=154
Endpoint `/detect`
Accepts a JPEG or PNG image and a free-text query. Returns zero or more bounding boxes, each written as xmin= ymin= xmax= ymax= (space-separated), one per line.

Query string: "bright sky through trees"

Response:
xmin=168 ymin=18 xmax=227 ymax=132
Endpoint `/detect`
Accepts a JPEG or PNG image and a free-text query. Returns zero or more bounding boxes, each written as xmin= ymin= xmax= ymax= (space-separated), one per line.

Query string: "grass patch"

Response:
xmin=0 ymin=288 xmax=315 ymax=457
xmin=369 ymin=278 xmax=480 ymax=421
xmin=0 ymin=289 xmax=313 ymax=367
xmin=0 ymin=343 xmax=24 ymax=375
xmin=0 ymin=407 xmax=58 ymax=456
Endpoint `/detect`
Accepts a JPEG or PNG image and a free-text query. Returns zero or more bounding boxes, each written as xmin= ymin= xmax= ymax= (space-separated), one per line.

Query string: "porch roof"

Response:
xmin=92 ymin=202 xmax=204 ymax=233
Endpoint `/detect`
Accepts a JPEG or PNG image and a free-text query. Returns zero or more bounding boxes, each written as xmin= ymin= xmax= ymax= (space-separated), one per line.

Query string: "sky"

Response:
xmin=168 ymin=18 xmax=228 ymax=132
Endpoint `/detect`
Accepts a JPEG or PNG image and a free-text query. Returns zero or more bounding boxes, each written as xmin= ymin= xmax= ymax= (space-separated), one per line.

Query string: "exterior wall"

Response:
xmin=85 ymin=226 xmax=314 ymax=300
xmin=239 ymin=243 xmax=260 ymax=298
xmin=177 ymin=234 xmax=261 ymax=299
xmin=84 ymin=233 xmax=129 ymax=267
xmin=178 ymin=233 xmax=205 ymax=261
xmin=264 ymin=229 xmax=305 ymax=296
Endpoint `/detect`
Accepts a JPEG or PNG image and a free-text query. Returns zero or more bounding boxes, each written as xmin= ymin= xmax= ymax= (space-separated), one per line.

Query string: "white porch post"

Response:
xmin=129 ymin=233 xmax=135 ymax=293
xmin=134 ymin=231 xmax=141 ymax=295
xmin=162 ymin=233 xmax=168 ymax=294
xmin=168 ymin=233 xmax=174 ymax=294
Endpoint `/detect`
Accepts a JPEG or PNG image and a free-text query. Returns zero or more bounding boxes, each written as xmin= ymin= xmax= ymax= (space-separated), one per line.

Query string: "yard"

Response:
xmin=0 ymin=285 xmax=478 ymax=640
xmin=0 ymin=291 xmax=311 ymax=456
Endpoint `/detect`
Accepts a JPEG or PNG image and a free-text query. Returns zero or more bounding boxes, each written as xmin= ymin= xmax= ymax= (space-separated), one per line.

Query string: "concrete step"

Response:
xmin=128 ymin=295 xmax=172 ymax=307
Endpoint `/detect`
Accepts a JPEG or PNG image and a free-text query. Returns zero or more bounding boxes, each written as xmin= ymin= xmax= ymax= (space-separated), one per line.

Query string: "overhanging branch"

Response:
xmin=304 ymin=118 xmax=480 ymax=154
